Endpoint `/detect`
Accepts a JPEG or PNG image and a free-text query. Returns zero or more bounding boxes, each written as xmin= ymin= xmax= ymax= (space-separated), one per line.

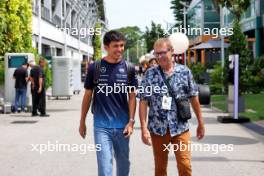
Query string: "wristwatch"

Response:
xmin=129 ymin=118 xmax=135 ymax=124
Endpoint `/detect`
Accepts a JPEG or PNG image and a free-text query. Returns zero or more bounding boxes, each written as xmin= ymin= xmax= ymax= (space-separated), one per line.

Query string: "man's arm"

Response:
xmin=128 ymin=91 xmax=136 ymax=121
xmin=38 ymin=77 xmax=43 ymax=92
xmin=79 ymin=89 xmax=93 ymax=138
xmin=38 ymin=68 xmax=44 ymax=93
xmin=13 ymin=70 xmax=16 ymax=79
xmin=139 ymin=100 xmax=148 ymax=129
xmin=139 ymin=100 xmax=152 ymax=145
xmin=25 ymin=71 xmax=29 ymax=82
xmin=123 ymin=91 xmax=137 ymax=138
xmin=29 ymin=77 xmax=34 ymax=89
xmin=190 ymin=96 xmax=205 ymax=140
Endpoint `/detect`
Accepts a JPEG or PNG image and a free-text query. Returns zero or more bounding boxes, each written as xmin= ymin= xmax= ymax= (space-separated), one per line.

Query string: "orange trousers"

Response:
xmin=151 ymin=130 xmax=192 ymax=176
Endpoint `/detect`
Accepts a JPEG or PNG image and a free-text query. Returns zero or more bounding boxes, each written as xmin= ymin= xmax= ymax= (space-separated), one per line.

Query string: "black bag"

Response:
xmin=158 ymin=66 xmax=192 ymax=121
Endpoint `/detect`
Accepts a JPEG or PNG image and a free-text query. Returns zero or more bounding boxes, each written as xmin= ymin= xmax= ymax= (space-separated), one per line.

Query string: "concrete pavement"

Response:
xmin=0 ymin=90 xmax=263 ymax=176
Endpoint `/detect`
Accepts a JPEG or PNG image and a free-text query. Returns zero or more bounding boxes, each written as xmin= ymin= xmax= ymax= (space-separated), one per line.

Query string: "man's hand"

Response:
xmin=123 ymin=121 xmax=134 ymax=138
xmin=79 ymin=121 xmax=86 ymax=139
xmin=141 ymin=127 xmax=152 ymax=146
xmin=38 ymin=87 xmax=42 ymax=93
xmin=79 ymin=89 xmax=92 ymax=139
xmin=197 ymin=123 xmax=205 ymax=140
xmin=190 ymin=96 xmax=205 ymax=140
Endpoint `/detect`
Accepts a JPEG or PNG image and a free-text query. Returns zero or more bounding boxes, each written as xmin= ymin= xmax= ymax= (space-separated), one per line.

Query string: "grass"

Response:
xmin=211 ymin=95 xmax=226 ymax=112
xmin=211 ymin=94 xmax=264 ymax=121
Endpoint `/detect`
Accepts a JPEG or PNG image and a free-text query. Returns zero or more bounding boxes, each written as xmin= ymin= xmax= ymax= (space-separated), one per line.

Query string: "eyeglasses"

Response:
xmin=153 ymin=48 xmax=171 ymax=58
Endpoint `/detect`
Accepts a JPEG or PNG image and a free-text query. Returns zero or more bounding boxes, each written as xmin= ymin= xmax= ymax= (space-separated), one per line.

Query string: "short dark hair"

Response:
xmin=103 ymin=30 xmax=125 ymax=46
xmin=39 ymin=57 xmax=46 ymax=64
xmin=22 ymin=62 xmax=28 ymax=67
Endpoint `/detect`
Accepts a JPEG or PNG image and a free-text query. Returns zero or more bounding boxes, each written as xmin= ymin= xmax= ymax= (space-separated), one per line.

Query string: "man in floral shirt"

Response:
xmin=138 ymin=38 xmax=205 ymax=176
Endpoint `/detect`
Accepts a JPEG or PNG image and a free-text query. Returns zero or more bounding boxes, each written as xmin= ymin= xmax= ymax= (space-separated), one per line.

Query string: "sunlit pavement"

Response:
xmin=0 ymin=90 xmax=264 ymax=176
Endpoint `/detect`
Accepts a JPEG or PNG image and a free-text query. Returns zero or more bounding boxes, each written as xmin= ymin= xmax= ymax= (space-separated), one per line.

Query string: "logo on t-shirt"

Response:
xmin=119 ymin=68 xmax=125 ymax=73
xmin=118 ymin=68 xmax=125 ymax=73
xmin=100 ymin=66 xmax=106 ymax=73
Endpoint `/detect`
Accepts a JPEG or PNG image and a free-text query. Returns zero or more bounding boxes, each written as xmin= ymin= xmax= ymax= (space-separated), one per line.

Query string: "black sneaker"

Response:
xmin=39 ymin=114 xmax=50 ymax=117
xmin=32 ymin=113 xmax=39 ymax=117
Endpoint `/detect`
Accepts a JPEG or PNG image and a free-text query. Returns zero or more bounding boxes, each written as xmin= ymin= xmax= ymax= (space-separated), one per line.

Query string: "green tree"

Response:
xmin=214 ymin=0 xmax=251 ymax=95
xmin=0 ymin=57 xmax=4 ymax=84
xmin=248 ymin=55 xmax=264 ymax=93
xmin=115 ymin=26 xmax=144 ymax=63
xmin=170 ymin=0 xmax=192 ymax=27
xmin=0 ymin=0 xmax=33 ymax=84
xmin=225 ymin=19 xmax=253 ymax=94
xmin=143 ymin=21 xmax=165 ymax=52
xmin=116 ymin=26 xmax=142 ymax=49
xmin=213 ymin=0 xmax=250 ymax=20
xmin=0 ymin=0 xmax=32 ymax=55
xmin=209 ymin=63 xmax=225 ymax=94
xmin=92 ymin=23 xmax=102 ymax=60
xmin=95 ymin=0 xmax=105 ymax=21
xmin=190 ymin=63 xmax=207 ymax=84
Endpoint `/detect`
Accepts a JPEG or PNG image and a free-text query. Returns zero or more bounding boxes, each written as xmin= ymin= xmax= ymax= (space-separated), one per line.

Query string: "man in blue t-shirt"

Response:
xmin=79 ymin=30 xmax=138 ymax=176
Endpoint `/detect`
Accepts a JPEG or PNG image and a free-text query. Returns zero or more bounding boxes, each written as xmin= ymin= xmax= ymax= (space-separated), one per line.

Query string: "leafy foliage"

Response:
xmin=0 ymin=0 xmax=32 ymax=56
xmin=0 ymin=58 xmax=4 ymax=84
xmin=170 ymin=0 xmax=192 ymax=27
xmin=190 ymin=63 xmax=207 ymax=84
xmin=209 ymin=63 xmax=225 ymax=94
xmin=213 ymin=0 xmax=251 ymax=19
xmin=92 ymin=23 xmax=102 ymax=60
xmin=143 ymin=21 xmax=165 ymax=52
xmin=213 ymin=0 xmax=252 ymax=95
xmin=115 ymin=26 xmax=144 ymax=64
xmin=95 ymin=0 xmax=105 ymax=21
xmin=248 ymin=55 xmax=264 ymax=93
xmin=0 ymin=0 xmax=33 ymax=85
xmin=224 ymin=18 xmax=253 ymax=94
xmin=116 ymin=26 xmax=142 ymax=49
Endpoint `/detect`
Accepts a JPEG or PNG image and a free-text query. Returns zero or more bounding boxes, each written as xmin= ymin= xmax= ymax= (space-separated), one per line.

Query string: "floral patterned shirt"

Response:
xmin=137 ymin=63 xmax=199 ymax=137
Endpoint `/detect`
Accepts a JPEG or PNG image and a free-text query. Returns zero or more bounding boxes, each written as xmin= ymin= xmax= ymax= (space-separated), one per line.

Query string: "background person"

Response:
xmin=38 ymin=58 xmax=49 ymax=117
xmin=13 ymin=62 xmax=29 ymax=112
xmin=148 ymin=55 xmax=158 ymax=68
xmin=29 ymin=59 xmax=49 ymax=117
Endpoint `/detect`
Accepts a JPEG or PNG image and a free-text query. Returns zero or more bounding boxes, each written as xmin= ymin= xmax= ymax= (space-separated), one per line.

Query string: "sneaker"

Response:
xmin=32 ymin=113 xmax=39 ymax=117
xmin=39 ymin=114 xmax=50 ymax=117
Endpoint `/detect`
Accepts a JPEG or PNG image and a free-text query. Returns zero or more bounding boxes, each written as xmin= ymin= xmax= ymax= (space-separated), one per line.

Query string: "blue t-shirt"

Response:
xmin=84 ymin=59 xmax=138 ymax=128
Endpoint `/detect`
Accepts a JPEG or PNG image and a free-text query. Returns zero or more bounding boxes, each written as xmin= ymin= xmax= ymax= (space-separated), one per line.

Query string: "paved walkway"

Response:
xmin=0 ymin=90 xmax=263 ymax=176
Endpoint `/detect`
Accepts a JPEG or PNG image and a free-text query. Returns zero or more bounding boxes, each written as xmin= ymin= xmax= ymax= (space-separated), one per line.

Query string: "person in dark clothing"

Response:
xmin=29 ymin=59 xmax=49 ymax=117
xmin=13 ymin=63 xmax=29 ymax=112
xmin=38 ymin=58 xmax=49 ymax=117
